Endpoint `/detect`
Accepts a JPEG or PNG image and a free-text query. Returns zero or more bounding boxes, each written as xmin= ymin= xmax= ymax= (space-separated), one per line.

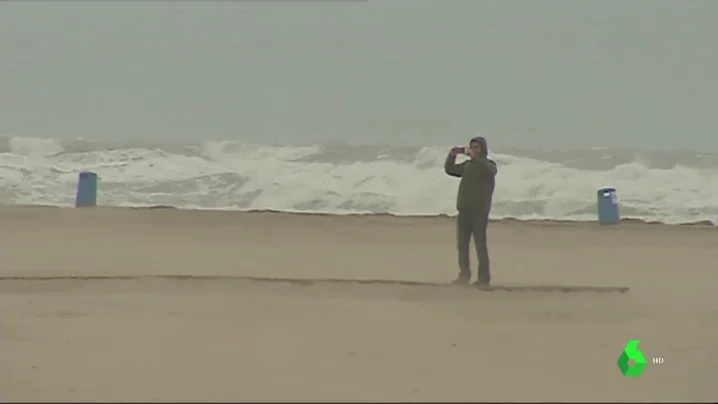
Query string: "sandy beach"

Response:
xmin=1 ymin=205 xmax=716 ymax=402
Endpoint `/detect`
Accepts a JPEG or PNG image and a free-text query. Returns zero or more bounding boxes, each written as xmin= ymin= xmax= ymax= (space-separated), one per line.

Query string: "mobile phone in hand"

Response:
xmin=451 ymin=146 xmax=466 ymax=154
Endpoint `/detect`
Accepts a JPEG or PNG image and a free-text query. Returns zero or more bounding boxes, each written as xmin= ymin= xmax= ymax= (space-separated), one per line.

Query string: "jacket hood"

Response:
xmin=470 ymin=136 xmax=488 ymax=158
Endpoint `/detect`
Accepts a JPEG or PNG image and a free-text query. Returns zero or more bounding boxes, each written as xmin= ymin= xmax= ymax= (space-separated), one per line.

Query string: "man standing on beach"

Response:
xmin=444 ymin=136 xmax=497 ymax=287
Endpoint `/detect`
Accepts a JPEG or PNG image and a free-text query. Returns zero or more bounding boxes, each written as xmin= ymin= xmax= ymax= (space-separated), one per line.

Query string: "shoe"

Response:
xmin=451 ymin=276 xmax=471 ymax=285
xmin=473 ymin=280 xmax=491 ymax=289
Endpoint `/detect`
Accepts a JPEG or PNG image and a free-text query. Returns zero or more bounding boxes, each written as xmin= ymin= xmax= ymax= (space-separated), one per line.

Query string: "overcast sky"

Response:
xmin=2 ymin=0 xmax=717 ymax=150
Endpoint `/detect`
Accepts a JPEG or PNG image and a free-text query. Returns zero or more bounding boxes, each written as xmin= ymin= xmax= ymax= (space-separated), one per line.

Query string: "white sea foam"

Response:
xmin=1 ymin=136 xmax=716 ymax=225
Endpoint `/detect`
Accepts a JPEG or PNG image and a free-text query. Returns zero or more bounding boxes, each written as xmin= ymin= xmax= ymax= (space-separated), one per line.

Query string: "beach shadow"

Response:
xmin=0 ymin=275 xmax=630 ymax=294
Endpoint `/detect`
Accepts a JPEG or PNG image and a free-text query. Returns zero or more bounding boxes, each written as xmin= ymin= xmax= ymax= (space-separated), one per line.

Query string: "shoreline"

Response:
xmin=5 ymin=203 xmax=716 ymax=227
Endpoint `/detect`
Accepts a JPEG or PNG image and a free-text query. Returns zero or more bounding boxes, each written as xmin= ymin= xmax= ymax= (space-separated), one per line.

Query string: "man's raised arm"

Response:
xmin=445 ymin=149 xmax=465 ymax=177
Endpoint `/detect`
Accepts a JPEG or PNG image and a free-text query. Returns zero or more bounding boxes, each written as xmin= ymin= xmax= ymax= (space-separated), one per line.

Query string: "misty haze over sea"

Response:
xmin=2 ymin=1 xmax=717 ymax=224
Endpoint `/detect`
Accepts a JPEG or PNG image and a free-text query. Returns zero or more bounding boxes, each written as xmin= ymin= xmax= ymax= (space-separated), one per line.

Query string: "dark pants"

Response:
xmin=456 ymin=210 xmax=491 ymax=283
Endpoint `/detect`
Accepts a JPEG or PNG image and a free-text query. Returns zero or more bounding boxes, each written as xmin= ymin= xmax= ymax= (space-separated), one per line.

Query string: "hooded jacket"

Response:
xmin=444 ymin=136 xmax=497 ymax=213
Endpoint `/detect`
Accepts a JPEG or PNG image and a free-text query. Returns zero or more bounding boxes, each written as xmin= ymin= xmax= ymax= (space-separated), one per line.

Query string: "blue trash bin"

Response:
xmin=597 ymin=187 xmax=620 ymax=225
xmin=75 ymin=171 xmax=98 ymax=207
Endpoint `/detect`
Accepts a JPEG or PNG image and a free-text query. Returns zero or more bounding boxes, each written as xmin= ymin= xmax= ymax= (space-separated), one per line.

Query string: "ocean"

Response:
xmin=3 ymin=2 xmax=718 ymax=225
xmin=2 ymin=136 xmax=716 ymax=225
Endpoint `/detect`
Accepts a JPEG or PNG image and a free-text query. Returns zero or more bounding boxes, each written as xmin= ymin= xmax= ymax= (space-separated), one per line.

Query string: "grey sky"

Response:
xmin=2 ymin=0 xmax=717 ymax=150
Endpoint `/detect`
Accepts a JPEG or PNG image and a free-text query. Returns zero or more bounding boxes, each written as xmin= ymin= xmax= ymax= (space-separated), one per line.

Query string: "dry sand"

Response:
xmin=1 ymin=205 xmax=717 ymax=402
